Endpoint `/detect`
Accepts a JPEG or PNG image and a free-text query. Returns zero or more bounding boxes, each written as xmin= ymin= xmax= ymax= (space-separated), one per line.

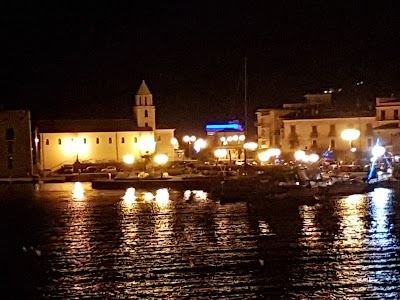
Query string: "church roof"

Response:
xmin=36 ymin=119 xmax=153 ymax=133
xmin=136 ymin=80 xmax=151 ymax=95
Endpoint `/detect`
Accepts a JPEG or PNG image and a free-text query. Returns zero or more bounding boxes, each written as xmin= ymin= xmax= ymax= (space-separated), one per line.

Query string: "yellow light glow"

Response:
xmin=155 ymin=188 xmax=170 ymax=205
xmin=143 ymin=192 xmax=154 ymax=201
xmin=309 ymin=153 xmax=319 ymax=163
xmin=227 ymin=136 xmax=233 ymax=142
xmin=63 ymin=137 xmax=90 ymax=157
xmin=220 ymin=137 xmax=226 ymax=142
xmin=341 ymin=129 xmax=360 ymax=142
xmin=138 ymin=135 xmax=156 ymax=155
xmin=123 ymin=154 xmax=135 ymax=164
xmin=239 ymin=135 xmax=246 ymax=141
xmin=122 ymin=187 xmax=136 ymax=205
xmin=258 ymin=151 xmax=270 ymax=162
xmin=294 ymin=150 xmax=306 ymax=161
xmin=170 ymin=138 xmax=178 ymax=145
xmin=183 ymin=135 xmax=190 ymax=143
xmin=72 ymin=182 xmax=85 ymax=201
xmin=190 ymin=135 xmax=196 ymax=142
xmin=194 ymin=138 xmax=207 ymax=149
xmin=154 ymin=153 xmax=169 ymax=165
xmin=267 ymin=148 xmax=281 ymax=156
xmin=214 ymin=148 xmax=228 ymax=158
xmin=243 ymin=142 xmax=258 ymax=150
xmin=232 ymin=135 xmax=238 ymax=141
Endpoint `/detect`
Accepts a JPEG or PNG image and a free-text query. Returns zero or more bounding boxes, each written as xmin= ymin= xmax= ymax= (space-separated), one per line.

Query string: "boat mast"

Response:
xmin=244 ymin=56 xmax=248 ymax=136
xmin=243 ymin=56 xmax=248 ymax=171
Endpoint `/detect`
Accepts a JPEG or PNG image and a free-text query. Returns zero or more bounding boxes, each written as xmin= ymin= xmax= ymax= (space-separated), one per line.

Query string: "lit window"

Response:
xmin=109 ymin=137 xmax=112 ymax=144
xmin=5 ymin=128 xmax=14 ymax=141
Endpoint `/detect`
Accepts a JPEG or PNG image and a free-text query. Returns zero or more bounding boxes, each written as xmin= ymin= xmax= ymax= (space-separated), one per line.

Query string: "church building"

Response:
xmin=36 ymin=81 xmax=175 ymax=172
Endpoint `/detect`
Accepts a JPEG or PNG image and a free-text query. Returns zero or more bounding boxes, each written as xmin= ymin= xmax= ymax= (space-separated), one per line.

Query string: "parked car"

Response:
xmin=84 ymin=166 xmax=100 ymax=173
xmin=101 ymin=166 xmax=117 ymax=172
xmin=62 ymin=165 xmax=74 ymax=174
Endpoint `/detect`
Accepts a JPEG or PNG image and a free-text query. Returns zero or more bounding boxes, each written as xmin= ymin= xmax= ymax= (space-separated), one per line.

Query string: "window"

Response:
xmin=312 ymin=125 xmax=317 ymax=133
xmin=330 ymin=139 xmax=335 ymax=149
xmin=395 ymin=110 xmax=399 ymax=120
xmin=145 ymin=96 xmax=147 ymax=105
xmin=145 ymin=110 xmax=148 ymax=118
xmin=157 ymin=136 xmax=161 ymax=141
xmin=58 ymin=139 xmax=61 ymax=145
xmin=96 ymin=138 xmax=99 ymax=144
xmin=368 ymin=138 xmax=372 ymax=147
xmin=121 ymin=137 xmax=125 ymax=143
xmin=46 ymin=139 xmax=49 ymax=145
xmin=109 ymin=137 xmax=112 ymax=144
xmin=5 ymin=128 xmax=14 ymax=141
xmin=312 ymin=140 xmax=317 ymax=147
xmin=83 ymin=138 xmax=86 ymax=144
xmin=366 ymin=123 xmax=373 ymax=135
xmin=330 ymin=124 xmax=335 ymax=132
xmin=134 ymin=137 xmax=138 ymax=143
xmin=381 ymin=110 xmax=386 ymax=120
xmin=290 ymin=125 xmax=296 ymax=133
xmin=145 ymin=122 xmax=148 ymax=127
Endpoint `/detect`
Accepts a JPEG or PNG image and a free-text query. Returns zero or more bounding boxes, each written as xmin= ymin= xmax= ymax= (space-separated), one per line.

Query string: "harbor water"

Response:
xmin=1 ymin=182 xmax=400 ymax=299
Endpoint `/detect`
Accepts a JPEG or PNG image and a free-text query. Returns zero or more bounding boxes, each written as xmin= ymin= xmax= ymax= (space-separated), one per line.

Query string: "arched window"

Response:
xmin=58 ymin=139 xmax=62 ymax=145
xmin=83 ymin=138 xmax=86 ymax=144
xmin=134 ymin=137 xmax=138 ymax=143
xmin=330 ymin=139 xmax=335 ymax=149
xmin=46 ymin=139 xmax=49 ymax=145
xmin=145 ymin=110 xmax=148 ymax=118
xmin=109 ymin=137 xmax=112 ymax=144
xmin=145 ymin=122 xmax=148 ymax=127
xmin=145 ymin=96 xmax=147 ymax=105
xmin=5 ymin=128 xmax=14 ymax=141
xmin=121 ymin=137 xmax=125 ymax=143
xmin=96 ymin=138 xmax=99 ymax=144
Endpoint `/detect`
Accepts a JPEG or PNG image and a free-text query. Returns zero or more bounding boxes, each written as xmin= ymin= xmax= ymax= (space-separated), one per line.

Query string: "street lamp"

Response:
xmin=193 ymin=138 xmax=207 ymax=153
xmin=170 ymin=138 xmax=179 ymax=149
xmin=123 ymin=154 xmax=135 ymax=164
xmin=341 ymin=129 xmax=360 ymax=149
xmin=154 ymin=153 xmax=169 ymax=178
xmin=257 ymin=151 xmax=270 ymax=164
xmin=183 ymin=135 xmax=196 ymax=159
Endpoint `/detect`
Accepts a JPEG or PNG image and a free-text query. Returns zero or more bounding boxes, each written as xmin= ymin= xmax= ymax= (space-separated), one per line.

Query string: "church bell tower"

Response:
xmin=133 ymin=80 xmax=156 ymax=129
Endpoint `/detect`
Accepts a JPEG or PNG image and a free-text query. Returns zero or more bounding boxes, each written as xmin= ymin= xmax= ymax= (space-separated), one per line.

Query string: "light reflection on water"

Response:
xmin=1 ymin=183 xmax=400 ymax=298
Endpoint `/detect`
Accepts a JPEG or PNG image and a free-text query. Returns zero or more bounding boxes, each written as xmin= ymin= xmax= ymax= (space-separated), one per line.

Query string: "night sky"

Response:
xmin=2 ymin=2 xmax=400 ymax=136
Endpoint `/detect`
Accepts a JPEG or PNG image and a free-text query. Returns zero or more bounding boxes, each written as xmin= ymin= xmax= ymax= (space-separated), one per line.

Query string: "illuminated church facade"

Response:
xmin=36 ymin=81 xmax=175 ymax=171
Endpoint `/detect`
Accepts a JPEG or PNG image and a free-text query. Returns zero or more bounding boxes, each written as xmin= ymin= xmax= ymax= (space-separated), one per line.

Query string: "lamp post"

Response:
xmin=341 ymin=129 xmax=360 ymax=150
xmin=183 ymin=135 xmax=196 ymax=160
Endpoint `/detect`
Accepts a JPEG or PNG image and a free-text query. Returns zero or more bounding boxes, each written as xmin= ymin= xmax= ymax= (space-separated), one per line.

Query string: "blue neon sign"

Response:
xmin=205 ymin=123 xmax=243 ymax=131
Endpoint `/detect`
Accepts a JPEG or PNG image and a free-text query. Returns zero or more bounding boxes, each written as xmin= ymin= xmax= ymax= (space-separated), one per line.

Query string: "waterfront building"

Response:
xmin=36 ymin=81 xmax=175 ymax=172
xmin=205 ymin=120 xmax=246 ymax=162
xmin=256 ymin=95 xmax=400 ymax=161
xmin=0 ymin=110 xmax=33 ymax=178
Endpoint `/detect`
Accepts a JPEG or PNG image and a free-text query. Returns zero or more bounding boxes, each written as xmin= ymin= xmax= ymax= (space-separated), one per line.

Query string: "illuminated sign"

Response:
xmin=205 ymin=123 xmax=243 ymax=132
